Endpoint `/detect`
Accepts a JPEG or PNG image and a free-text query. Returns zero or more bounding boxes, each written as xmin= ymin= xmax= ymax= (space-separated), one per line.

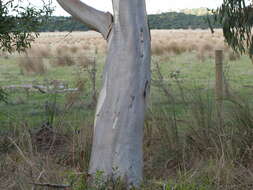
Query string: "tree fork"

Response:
xmin=57 ymin=0 xmax=113 ymax=39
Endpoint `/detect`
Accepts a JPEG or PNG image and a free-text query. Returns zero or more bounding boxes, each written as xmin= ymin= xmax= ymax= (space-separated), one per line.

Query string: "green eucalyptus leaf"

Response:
xmin=0 ymin=0 xmax=53 ymax=53
xmin=211 ymin=0 xmax=253 ymax=56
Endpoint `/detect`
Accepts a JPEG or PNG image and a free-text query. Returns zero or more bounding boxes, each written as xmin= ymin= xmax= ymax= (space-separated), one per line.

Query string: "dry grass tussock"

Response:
xmin=32 ymin=31 xmax=106 ymax=56
xmin=32 ymin=30 xmax=227 ymax=58
xmin=19 ymin=57 xmax=47 ymax=75
xmin=6 ymin=29 xmax=242 ymax=76
xmin=0 ymin=125 xmax=93 ymax=190
xmin=2 ymin=64 xmax=253 ymax=189
xmin=2 ymin=93 xmax=253 ymax=189
xmin=12 ymin=30 xmax=241 ymax=73
xmin=151 ymin=29 xmax=234 ymax=60
xmin=17 ymin=32 xmax=98 ymax=74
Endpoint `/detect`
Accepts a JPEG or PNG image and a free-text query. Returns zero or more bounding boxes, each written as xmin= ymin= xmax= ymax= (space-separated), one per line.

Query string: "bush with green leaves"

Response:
xmin=0 ymin=0 xmax=52 ymax=53
xmin=0 ymin=88 xmax=7 ymax=103
xmin=212 ymin=0 xmax=253 ymax=56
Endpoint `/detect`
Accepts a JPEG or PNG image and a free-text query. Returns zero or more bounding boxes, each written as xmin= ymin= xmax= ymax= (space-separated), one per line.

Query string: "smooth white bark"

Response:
xmin=57 ymin=0 xmax=151 ymax=186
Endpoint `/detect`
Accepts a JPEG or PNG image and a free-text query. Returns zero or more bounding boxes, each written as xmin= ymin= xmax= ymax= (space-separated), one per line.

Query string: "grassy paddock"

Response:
xmin=0 ymin=30 xmax=253 ymax=189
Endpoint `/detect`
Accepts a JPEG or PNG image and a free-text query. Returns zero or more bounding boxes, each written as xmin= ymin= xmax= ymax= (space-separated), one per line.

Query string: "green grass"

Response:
xmin=1 ymin=52 xmax=252 ymax=136
xmin=1 ymin=52 xmax=253 ymax=189
xmin=0 ymin=55 xmax=106 ymax=130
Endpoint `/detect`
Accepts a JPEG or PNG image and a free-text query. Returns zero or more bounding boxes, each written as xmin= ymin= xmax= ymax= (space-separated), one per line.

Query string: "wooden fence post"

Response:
xmin=215 ymin=50 xmax=224 ymax=126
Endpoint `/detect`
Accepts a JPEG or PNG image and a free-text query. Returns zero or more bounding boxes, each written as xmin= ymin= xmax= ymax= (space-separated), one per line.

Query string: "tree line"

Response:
xmin=39 ymin=12 xmax=221 ymax=32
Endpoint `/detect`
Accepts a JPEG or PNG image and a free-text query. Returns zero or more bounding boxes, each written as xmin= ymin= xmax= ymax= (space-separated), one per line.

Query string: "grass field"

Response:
xmin=1 ymin=30 xmax=253 ymax=189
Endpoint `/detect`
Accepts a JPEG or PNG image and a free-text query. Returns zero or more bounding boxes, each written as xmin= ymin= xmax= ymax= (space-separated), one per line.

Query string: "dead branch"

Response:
xmin=30 ymin=182 xmax=71 ymax=189
xmin=2 ymin=84 xmax=78 ymax=94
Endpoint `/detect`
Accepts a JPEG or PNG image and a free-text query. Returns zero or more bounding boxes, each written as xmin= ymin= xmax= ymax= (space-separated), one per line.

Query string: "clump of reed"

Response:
xmin=14 ymin=30 xmax=243 ymax=65
xmin=144 ymin=61 xmax=253 ymax=189
xmin=150 ymin=30 xmax=239 ymax=62
xmin=17 ymin=45 xmax=52 ymax=75
xmin=19 ymin=56 xmax=47 ymax=75
xmin=228 ymin=50 xmax=241 ymax=61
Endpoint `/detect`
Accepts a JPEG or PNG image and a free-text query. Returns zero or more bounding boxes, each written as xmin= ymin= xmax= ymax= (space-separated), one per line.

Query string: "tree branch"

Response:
xmin=57 ymin=0 xmax=113 ymax=40
xmin=30 ymin=182 xmax=70 ymax=189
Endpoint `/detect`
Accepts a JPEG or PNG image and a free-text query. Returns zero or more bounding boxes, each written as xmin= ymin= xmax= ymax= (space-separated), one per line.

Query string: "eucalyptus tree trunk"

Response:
xmin=57 ymin=0 xmax=151 ymax=186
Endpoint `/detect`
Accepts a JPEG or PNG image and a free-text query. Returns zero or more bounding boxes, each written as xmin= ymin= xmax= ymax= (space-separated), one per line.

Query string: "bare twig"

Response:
xmin=8 ymin=137 xmax=34 ymax=168
xmin=30 ymin=182 xmax=71 ymax=189
xmin=3 ymin=84 xmax=78 ymax=94
xmin=243 ymin=85 xmax=253 ymax=88
xmin=152 ymin=60 xmax=174 ymax=101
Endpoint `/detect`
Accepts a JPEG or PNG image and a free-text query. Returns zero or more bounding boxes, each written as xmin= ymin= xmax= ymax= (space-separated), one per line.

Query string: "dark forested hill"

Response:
xmin=148 ymin=12 xmax=220 ymax=29
xmin=40 ymin=16 xmax=89 ymax=32
xmin=40 ymin=11 xmax=220 ymax=32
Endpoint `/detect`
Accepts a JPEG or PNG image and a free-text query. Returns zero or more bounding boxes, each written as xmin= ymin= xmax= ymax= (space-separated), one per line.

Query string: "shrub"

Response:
xmin=18 ymin=56 xmax=47 ymax=75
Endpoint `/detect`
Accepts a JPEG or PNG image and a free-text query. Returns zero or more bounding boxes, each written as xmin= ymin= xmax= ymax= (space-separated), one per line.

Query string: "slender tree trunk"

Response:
xmin=57 ymin=0 xmax=151 ymax=186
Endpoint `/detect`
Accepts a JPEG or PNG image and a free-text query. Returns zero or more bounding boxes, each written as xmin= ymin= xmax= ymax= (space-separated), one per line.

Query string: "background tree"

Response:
xmin=0 ymin=87 xmax=7 ymax=103
xmin=57 ymin=0 xmax=151 ymax=186
xmin=213 ymin=0 xmax=253 ymax=56
xmin=0 ymin=0 xmax=52 ymax=53
xmin=0 ymin=0 xmax=52 ymax=105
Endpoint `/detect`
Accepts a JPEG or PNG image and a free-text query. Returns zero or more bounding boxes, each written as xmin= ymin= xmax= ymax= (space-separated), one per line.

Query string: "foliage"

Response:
xmin=165 ymin=181 xmax=209 ymax=190
xmin=213 ymin=0 xmax=253 ymax=56
xmin=0 ymin=88 xmax=7 ymax=103
xmin=40 ymin=16 xmax=89 ymax=32
xmin=0 ymin=0 xmax=52 ymax=53
xmin=180 ymin=8 xmax=210 ymax=16
xmin=0 ymin=6 xmax=220 ymax=34
xmin=38 ymin=12 xmax=221 ymax=32
xmin=148 ymin=12 xmax=220 ymax=30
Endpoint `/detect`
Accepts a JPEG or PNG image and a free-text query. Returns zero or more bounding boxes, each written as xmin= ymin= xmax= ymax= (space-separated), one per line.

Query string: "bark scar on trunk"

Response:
xmin=105 ymin=12 xmax=114 ymax=41
xmin=147 ymin=20 xmax=152 ymax=41
xmin=112 ymin=111 xmax=120 ymax=129
xmin=129 ymin=95 xmax=135 ymax=108
xmin=112 ymin=117 xmax=119 ymax=129
xmin=140 ymin=28 xmax=144 ymax=58
xmin=143 ymin=80 xmax=149 ymax=99
xmin=94 ymin=74 xmax=108 ymax=127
